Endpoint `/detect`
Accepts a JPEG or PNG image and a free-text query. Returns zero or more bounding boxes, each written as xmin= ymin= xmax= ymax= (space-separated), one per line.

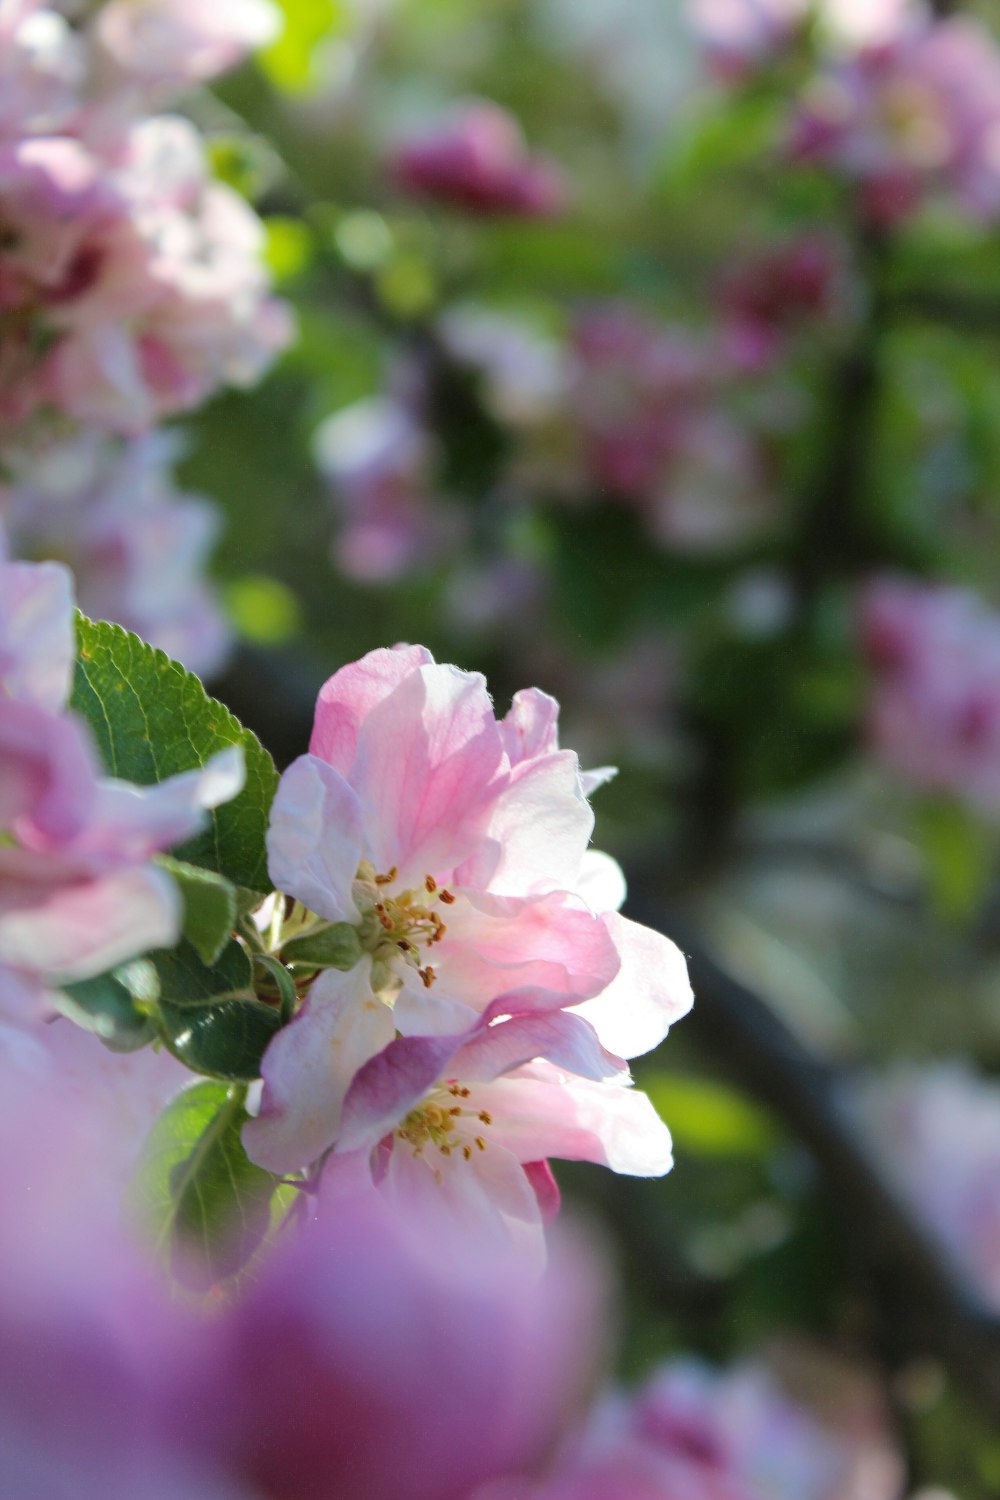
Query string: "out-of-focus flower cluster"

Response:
xmin=1 ymin=429 xmax=231 ymax=676
xmin=0 ymin=0 xmax=290 ymax=439
xmin=860 ymin=576 xmax=1000 ymax=814
xmin=690 ymin=0 xmax=1000 ymax=230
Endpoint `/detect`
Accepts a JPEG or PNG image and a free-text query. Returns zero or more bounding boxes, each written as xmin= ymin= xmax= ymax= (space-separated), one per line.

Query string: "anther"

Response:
xmin=375 ymin=867 xmax=398 ymax=885
xmin=419 ymin=966 xmax=437 ymax=988
xmin=478 ymin=1111 xmax=492 ymax=1125
xmin=475 ymin=1137 xmax=487 ymax=1151
xmin=439 ymin=889 xmax=456 ymax=904
xmin=463 ymin=1145 xmax=472 ymax=1161
xmin=397 ymin=939 xmax=411 ymax=951
xmin=425 ymin=875 xmax=437 ymax=894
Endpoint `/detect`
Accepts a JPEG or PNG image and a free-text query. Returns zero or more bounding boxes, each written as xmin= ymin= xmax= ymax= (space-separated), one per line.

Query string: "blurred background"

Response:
xmin=11 ymin=0 xmax=1000 ymax=1492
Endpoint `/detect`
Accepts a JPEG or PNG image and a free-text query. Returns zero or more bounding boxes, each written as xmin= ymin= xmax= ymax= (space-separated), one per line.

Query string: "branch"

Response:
xmin=626 ymin=894 xmax=1000 ymax=1417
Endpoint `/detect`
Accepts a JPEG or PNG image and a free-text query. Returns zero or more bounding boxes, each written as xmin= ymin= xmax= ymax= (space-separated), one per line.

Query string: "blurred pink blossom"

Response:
xmin=0 ymin=6 xmax=291 ymax=441
xmin=313 ymin=394 xmax=457 ymax=583
xmin=791 ymin=18 xmax=1000 ymax=226
xmin=0 ymin=1053 xmax=607 ymax=1500
xmin=1 ymin=430 xmax=232 ymax=677
xmin=568 ymin=306 xmax=775 ymax=550
xmin=854 ymin=1063 xmax=1000 ymax=1314
xmin=688 ymin=0 xmax=920 ymax=79
xmin=860 ymin=575 xmax=1000 ymax=811
xmin=390 ymin=99 xmax=568 ymax=217
xmin=95 ymin=0 xmax=281 ymax=93
xmin=479 ymin=1352 xmax=900 ymax=1500
xmin=718 ymin=235 xmax=855 ymax=372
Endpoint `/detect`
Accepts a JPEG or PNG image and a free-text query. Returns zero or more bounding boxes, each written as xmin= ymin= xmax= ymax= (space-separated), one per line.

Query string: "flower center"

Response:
xmin=396 ymin=1083 xmax=493 ymax=1167
xmin=353 ymin=861 xmax=455 ymax=998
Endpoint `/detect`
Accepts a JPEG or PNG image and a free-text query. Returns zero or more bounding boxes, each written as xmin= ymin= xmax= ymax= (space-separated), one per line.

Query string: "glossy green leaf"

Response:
xmin=157 ymin=857 xmax=238 ymax=966
xmin=159 ymin=996 xmax=283 ymax=1081
xmin=282 ymin=921 xmax=363 ymax=970
xmin=130 ymin=1082 xmax=280 ymax=1286
xmin=152 ymin=938 xmax=255 ymax=1006
xmin=71 ymin=614 xmax=278 ymax=893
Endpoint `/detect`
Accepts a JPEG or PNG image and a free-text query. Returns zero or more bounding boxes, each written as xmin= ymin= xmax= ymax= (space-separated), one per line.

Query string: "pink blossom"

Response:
xmin=390 ymin=99 xmax=568 ymax=218
xmin=245 ymin=647 xmax=691 ymax=1175
xmin=320 ymin=996 xmax=669 ymax=1254
xmin=481 ymin=1352 xmax=899 ymax=1500
xmin=567 ymin=306 xmax=775 ymax=550
xmin=854 ymin=1063 xmax=1000 ymax=1313
xmin=718 ymin=235 xmax=854 ymax=372
xmin=1 ymin=430 xmax=231 ymax=676
xmin=313 ymin=395 xmax=458 ymax=583
xmin=0 ymin=15 xmax=292 ymax=441
xmin=860 ymin=575 xmax=1000 ymax=811
xmin=0 ymin=1040 xmax=607 ymax=1500
xmin=95 ymin=0 xmax=281 ymax=93
xmin=438 ymin=303 xmax=571 ymax=428
xmin=0 ymin=551 xmax=75 ymax=710
xmin=791 ymin=18 xmax=1000 ymax=227
xmin=687 ymin=0 xmax=920 ymax=79
xmin=0 ymin=2 xmax=84 ymax=140
xmin=0 ymin=557 xmax=245 ymax=1024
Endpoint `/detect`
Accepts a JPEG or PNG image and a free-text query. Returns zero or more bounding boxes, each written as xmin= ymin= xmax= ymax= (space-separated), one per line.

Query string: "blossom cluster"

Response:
xmin=0 ymin=552 xmax=242 ymax=1034
xmin=689 ymin=0 xmax=1000 ymax=229
xmin=0 ymin=0 xmax=290 ymax=441
xmin=244 ymin=644 xmax=693 ymax=1250
xmin=860 ymin=575 xmax=1000 ymax=813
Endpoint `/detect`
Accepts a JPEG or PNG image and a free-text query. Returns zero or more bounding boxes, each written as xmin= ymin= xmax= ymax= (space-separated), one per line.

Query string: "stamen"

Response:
xmin=375 ymin=867 xmax=398 ymax=885
xmin=425 ymin=874 xmax=437 ymax=894
xmin=439 ymin=889 xmax=456 ymax=905
xmin=478 ymin=1111 xmax=492 ymax=1125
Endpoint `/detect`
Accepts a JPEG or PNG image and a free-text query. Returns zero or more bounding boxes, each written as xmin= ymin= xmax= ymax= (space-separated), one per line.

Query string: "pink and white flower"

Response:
xmin=860 ymin=575 xmax=1000 ymax=811
xmin=318 ymin=995 xmax=670 ymax=1254
xmin=95 ymin=0 xmax=281 ymax=94
xmin=389 ymin=99 xmax=568 ymax=218
xmin=244 ymin=646 xmax=692 ymax=1178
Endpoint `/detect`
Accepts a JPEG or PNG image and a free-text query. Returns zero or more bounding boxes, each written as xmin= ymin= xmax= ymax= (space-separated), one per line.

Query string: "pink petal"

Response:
xmin=576 ymin=849 xmax=627 ymax=914
xmin=350 ymin=661 xmax=504 ymax=882
xmin=499 ymin=686 xmax=560 ymax=766
xmin=523 ymin=1159 xmax=561 ymax=1221
xmin=456 ymin=750 xmax=593 ymax=895
xmin=452 ymin=1006 xmax=625 ymax=1084
xmin=309 ymin=644 xmax=434 ymax=774
xmin=83 ymin=745 xmax=245 ymax=866
xmin=424 ymin=887 xmax=620 ymax=1013
xmin=243 ymin=965 xmax=394 ymax=1173
xmin=0 ymin=560 xmax=75 ymax=713
xmin=572 ymin=913 xmax=693 ymax=1060
xmin=478 ymin=1066 xmax=674 ymax=1177
xmin=0 ymin=865 xmax=180 ymax=982
xmin=266 ymin=754 xmax=363 ymax=921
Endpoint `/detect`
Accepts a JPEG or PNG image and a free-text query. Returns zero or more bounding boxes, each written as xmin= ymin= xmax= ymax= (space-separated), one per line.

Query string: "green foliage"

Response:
xmin=916 ymin=798 xmax=996 ymax=925
xmin=130 ymin=1082 xmax=282 ymax=1285
xmin=71 ymin=614 xmax=278 ymax=893
xmin=644 ymin=1071 xmax=778 ymax=1159
xmin=150 ymin=938 xmax=284 ymax=1081
xmin=59 ymin=961 xmax=159 ymax=1053
xmin=282 ymin=921 xmax=364 ymax=970
xmin=157 ymin=857 xmax=238 ymax=966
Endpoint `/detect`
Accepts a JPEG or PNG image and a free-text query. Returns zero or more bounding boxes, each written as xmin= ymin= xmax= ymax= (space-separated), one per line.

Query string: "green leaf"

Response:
xmin=71 ymin=614 xmax=278 ymax=893
xmin=917 ymin=797 xmax=995 ymax=924
xmin=152 ymin=938 xmax=254 ymax=1006
xmin=157 ymin=857 xmax=238 ymax=966
xmin=130 ymin=1082 xmax=280 ymax=1286
xmin=159 ymin=996 xmax=283 ymax=1081
xmin=643 ymin=1072 xmax=778 ymax=1159
xmin=282 ymin=921 xmax=363 ymax=970
xmin=58 ymin=961 xmax=159 ymax=1052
